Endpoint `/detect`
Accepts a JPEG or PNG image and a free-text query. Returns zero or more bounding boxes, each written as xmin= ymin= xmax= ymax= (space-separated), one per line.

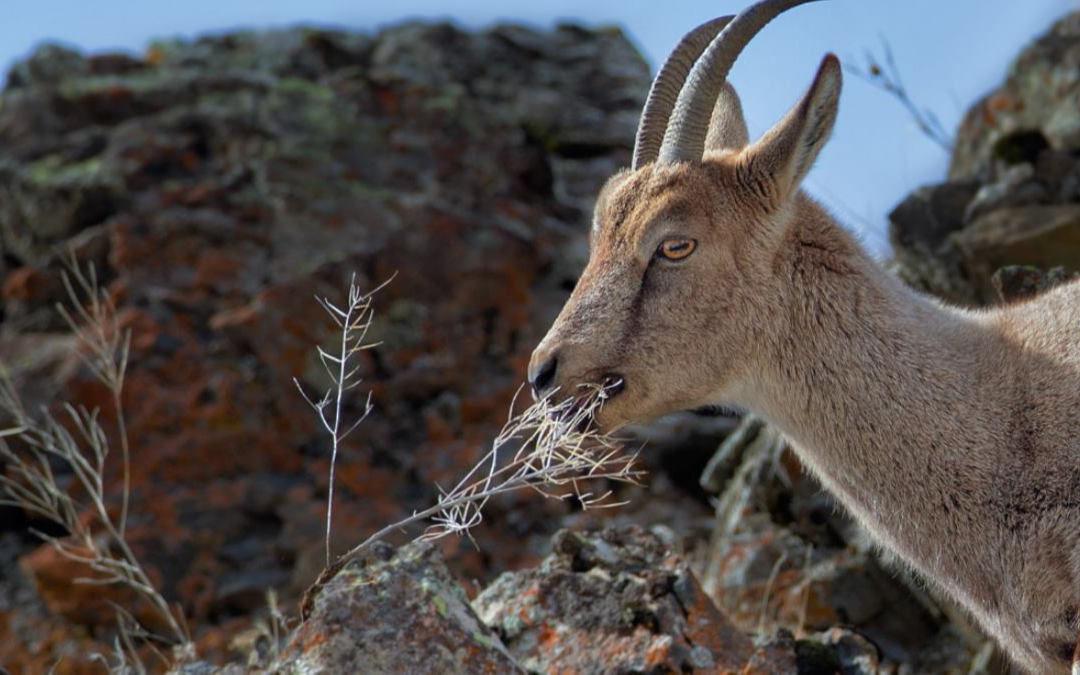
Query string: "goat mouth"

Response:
xmin=548 ymin=374 xmax=626 ymax=427
xmin=599 ymin=374 xmax=626 ymax=401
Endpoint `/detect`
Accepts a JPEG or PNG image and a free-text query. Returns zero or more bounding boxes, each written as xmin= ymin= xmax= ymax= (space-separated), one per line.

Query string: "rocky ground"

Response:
xmin=0 ymin=8 xmax=1078 ymax=675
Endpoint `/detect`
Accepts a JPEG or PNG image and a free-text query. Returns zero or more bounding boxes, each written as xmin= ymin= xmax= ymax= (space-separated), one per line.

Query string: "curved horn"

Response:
xmin=632 ymin=16 xmax=733 ymax=170
xmin=658 ymin=0 xmax=822 ymax=165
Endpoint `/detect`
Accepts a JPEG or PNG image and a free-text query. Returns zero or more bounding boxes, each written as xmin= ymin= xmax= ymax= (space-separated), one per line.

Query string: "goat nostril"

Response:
xmin=530 ymin=355 xmax=558 ymax=396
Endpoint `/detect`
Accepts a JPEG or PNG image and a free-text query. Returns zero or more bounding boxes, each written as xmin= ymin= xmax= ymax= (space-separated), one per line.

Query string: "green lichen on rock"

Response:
xmin=0 ymin=17 xmax=654 ymax=669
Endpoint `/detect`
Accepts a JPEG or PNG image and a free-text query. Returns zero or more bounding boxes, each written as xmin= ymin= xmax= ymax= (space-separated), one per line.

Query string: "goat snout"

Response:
xmin=528 ymin=350 xmax=559 ymax=399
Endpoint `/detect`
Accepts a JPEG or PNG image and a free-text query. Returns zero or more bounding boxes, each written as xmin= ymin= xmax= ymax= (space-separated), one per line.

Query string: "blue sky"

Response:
xmin=3 ymin=1 xmax=1077 ymax=252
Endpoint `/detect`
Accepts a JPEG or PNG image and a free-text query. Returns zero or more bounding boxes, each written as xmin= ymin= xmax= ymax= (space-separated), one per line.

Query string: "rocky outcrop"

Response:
xmin=275 ymin=541 xmax=522 ymax=673
xmin=0 ymin=20 xmax=726 ymax=668
xmin=891 ymin=12 xmax=1080 ymax=304
xmin=951 ymin=13 xmax=1080 ymax=181
xmin=953 ymin=204 xmax=1080 ymax=297
xmin=474 ymin=526 xmax=754 ymax=673
xmin=274 ymin=527 xmax=890 ymax=674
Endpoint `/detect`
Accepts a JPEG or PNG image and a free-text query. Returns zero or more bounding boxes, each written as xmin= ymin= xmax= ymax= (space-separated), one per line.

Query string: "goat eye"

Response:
xmin=657 ymin=238 xmax=697 ymax=261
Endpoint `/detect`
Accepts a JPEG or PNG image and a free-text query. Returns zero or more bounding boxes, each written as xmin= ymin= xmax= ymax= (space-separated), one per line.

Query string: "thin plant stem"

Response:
xmin=0 ymin=256 xmax=192 ymax=666
xmin=295 ymin=274 xmax=389 ymax=567
xmin=57 ymin=255 xmax=134 ymax=537
xmin=112 ymin=375 xmax=130 ymax=537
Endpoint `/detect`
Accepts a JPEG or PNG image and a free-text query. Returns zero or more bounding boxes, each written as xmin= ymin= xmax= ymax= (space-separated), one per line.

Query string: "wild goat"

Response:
xmin=528 ymin=1 xmax=1080 ymax=672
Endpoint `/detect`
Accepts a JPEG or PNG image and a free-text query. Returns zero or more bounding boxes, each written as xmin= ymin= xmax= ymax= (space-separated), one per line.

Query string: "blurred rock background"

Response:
xmin=0 ymin=8 xmax=1077 ymax=674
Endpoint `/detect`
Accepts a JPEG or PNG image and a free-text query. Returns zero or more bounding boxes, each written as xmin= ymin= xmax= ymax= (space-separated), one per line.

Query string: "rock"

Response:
xmin=992 ymin=264 xmax=1080 ymax=302
xmin=962 ymin=163 xmax=1047 ymax=223
xmin=5 ymin=43 xmax=88 ymax=88
xmin=794 ymin=637 xmax=842 ymax=675
xmin=0 ymin=19 xmax=663 ymax=666
xmin=473 ymin=526 xmax=754 ymax=673
xmin=275 ymin=540 xmax=522 ymax=673
xmin=892 ymin=12 xmax=1080 ymax=307
xmin=697 ymin=417 xmax=979 ymax=671
xmin=0 ymin=533 xmax=105 ymax=673
xmin=889 ymin=181 xmax=979 ymax=252
xmin=887 ymin=180 xmax=980 ymax=304
xmin=0 ymin=159 xmax=123 ymax=264
xmin=953 ymin=204 xmax=1080 ymax=297
xmin=19 ymin=542 xmax=142 ymax=629
xmin=744 ymin=630 xmax=799 ymax=673
xmin=951 ymin=12 xmax=1080 ymax=180
xmin=816 ymin=627 xmax=881 ymax=675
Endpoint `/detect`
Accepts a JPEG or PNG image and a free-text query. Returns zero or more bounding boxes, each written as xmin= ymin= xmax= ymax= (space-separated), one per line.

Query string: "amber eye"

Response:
xmin=657 ymin=238 xmax=697 ymax=261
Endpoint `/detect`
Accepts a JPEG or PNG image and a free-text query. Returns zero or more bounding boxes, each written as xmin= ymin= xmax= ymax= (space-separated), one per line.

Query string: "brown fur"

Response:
xmin=530 ymin=55 xmax=1080 ymax=673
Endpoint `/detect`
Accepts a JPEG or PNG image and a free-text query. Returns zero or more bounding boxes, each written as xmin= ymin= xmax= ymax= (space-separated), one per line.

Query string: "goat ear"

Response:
xmin=740 ymin=54 xmax=841 ymax=201
xmin=705 ymin=83 xmax=749 ymax=152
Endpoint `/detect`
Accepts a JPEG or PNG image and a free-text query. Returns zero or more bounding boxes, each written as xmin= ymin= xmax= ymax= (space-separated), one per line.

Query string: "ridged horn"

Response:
xmin=657 ymin=0 xmax=823 ymax=165
xmin=631 ymin=16 xmax=733 ymax=170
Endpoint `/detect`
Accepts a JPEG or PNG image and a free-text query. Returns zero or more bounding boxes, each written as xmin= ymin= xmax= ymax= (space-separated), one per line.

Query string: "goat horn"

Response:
xmin=632 ymin=16 xmax=733 ymax=170
xmin=657 ymin=0 xmax=823 ymax=165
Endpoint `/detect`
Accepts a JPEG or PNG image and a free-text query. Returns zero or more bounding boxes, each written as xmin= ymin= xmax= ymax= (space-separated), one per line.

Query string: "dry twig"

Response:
xmin=55 ymin=258 xmax=133 ymax=535
xmin=294 ymin=273 xmax=391 ymax=566
xmin=847 ymin=37 xmax=953 ymax=152
xmin=0 ymin=260 xmax=193 ymax=669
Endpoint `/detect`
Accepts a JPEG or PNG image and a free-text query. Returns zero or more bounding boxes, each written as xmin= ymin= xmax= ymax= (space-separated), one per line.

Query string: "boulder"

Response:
xmin=473 ymin=526 xmax=756 ymax=673
xmin=951 ymin=13 xmax=1080 ymax=180
xmin=275 ymin=540 xmax=523 ymax=673
xmin=891 ymin=12 xmax=1080 ymax=305
xmin=887 ymin=180 xmax=980 ymax=304
xmin=953 ymin=204 xmax=1080 ymax=297
xmin=992 ymin=264 xmax=1080 ymax=302
xmin=0 ymin=19 xmax=663 ymax=665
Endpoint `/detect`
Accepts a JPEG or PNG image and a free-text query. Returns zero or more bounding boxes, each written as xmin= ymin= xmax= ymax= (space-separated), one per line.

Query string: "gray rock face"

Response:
xmin=472 ymin=526 xmax=756 ymax=674
xmin=992 ymin=264 xmax=1080 ymax=302
xmin=954 ymin=204 xmax=1080 ymax=297
xmin=951 ymin=12 xmax=1080 ymax=181
xmin=888 ymin=180 xmax=980 ymax=303
xmin=275 ymin=541 xmax=523 ymax=674
xmin=890 ymin=11 xmax=1080 ymax=305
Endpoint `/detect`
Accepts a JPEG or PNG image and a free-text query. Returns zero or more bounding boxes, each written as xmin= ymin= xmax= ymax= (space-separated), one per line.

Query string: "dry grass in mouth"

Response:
xmin=294 ymin=274 xmax=643 ymax=571
xmin=337 ymin=380 xmax=643 ymax=564
xmin=295 ymin=276 xmax=643 ymax=617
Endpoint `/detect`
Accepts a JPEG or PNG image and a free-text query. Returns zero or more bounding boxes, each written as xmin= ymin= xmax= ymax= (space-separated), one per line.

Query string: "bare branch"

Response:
xmin=846 ymin=36 xmax=953 ymax=152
